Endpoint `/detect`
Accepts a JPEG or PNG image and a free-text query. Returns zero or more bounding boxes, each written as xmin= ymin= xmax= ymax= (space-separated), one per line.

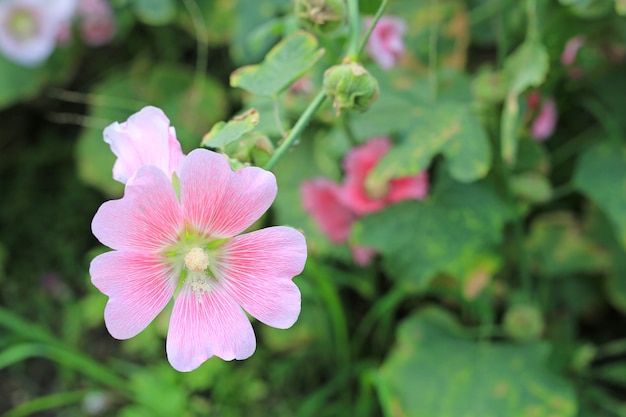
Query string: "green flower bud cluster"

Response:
xmin=503 ymin=304 xmax=544 ymax=342
xmin=295 ymin=0 xmax=346 ymax=33
xmin=323 ymin=62 xmax=379 ymax=115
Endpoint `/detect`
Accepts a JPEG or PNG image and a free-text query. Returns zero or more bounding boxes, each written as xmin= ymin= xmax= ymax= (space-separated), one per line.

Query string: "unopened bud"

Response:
xmin=323 ymin=63 xmax=379 ymax=115
xmin=296 ymin=0 xmax=346 ymax=33
xmin=503 ymin=304 xmax=544 ymax=342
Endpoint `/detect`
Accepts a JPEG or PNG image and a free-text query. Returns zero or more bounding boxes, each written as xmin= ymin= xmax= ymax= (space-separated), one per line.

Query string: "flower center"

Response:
xmin=8 ymin=8 xmax=38 ymax=41
xmin=184 ymin=247 xmax=210 ymax=273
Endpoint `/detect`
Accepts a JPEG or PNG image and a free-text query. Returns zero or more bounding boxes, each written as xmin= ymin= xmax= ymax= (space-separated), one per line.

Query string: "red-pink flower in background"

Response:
xmin=103 ymin=106 xmax=185 ymax=185
xmin=527 ymin=92 xmax=558 ymax=141
xmin=364 ymin=16 xmax=407 ymax=70
xmin=91 ymin=148 xmax=306 ymax=372
xmin=301 ymin=137 xmax=428 ymax=266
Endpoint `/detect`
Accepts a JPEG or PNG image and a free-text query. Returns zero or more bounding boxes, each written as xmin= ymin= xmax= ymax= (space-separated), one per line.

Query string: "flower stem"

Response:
xmin=263 ymin=90 xmax=327 ymax=171
xmin=345 ymin=0 xmax=362 ymax=61
xmin=356 ymin=0 xmax=389 ymax=59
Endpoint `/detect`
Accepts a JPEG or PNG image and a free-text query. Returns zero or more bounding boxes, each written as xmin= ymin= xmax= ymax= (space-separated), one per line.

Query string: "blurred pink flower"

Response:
xmin=342 ymin=137 xmax=429 ymax=215
xmin=561 ymin=36 xmax=585 ymax=66
xmin=0 ymin=0 xmax=75 ymax=66
xmin=77 ymin=0 xmax=114 ymax=46
xmin=91 ymin=148 xmax=306 ymax=372
xmin=301 ymin=179 xmax=355 ymax=243
xmin=528 ymin=95 xmax=558 ymax=141
xmin=103 ymin=106 xmax=185 ymax=185
xmin=301 ymin=137 xmax=428 ymax=266
xmin=364 ymin=16 xmax=407 ymax=70
xmin=289 ymin=76 xmax=314 ymax=95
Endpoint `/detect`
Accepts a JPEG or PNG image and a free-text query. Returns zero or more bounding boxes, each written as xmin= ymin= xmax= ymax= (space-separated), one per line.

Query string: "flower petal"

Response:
xmin=341 ymin=137 xmax=390 ymax=215
xmin=92 ymin=165 xmax=183 ymax=252
xmin=213 ymin=226 xmax=305 ymax=329
xmin=90 ymin=250 xmax=178 ymax=339
xmin=103 ymin=106 xmax=184 ymax=184
xmin=387 ymin=171 xmax=429 ymax=204
xmin=180 ymin=149 xmax=277 ymax=238
xmin=166 ymin=280 xmax=256 ymax=372
xmin=301 ymin=179 xmax=356 ymax=243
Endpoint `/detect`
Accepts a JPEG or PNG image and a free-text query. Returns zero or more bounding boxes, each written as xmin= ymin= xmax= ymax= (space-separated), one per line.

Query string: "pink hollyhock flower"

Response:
xmin=301 ymin=137 xmax=429 ymax=266
xmin=0 ymin=0 xmax=75 ymax=66
xmin=301 ymin=178 xmax=356 ymax=243
xmin=91 ymin=148 xmax=306 ymax=372
xmin=103 ymin=106 xmax=185 ymax=185
xmin=342 ymin=137 xmax=429 ymax=215
xmin=364 ymin=16 xmax=407 ymax=70
xmin=528 ymin=95 xmax=558 ymax=141
xmin=77 ymin=0 xmax=115 ymax=46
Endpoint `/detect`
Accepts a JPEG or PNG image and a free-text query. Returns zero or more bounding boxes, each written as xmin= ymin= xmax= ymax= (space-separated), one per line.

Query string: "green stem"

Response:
xmin=346 ymin=0 xmax=362 ymax=60
xmin=429 ymin=0 xmax=439 ymax=101
xmin=356 ymin=0 xmax=389 ymax=58
xmin=1 ymin=390 xmax=88 ymax=417
xmin=263 ymin=91 xmax=327 ymax=170
xmin=351 ymin=287 xmax=405 ymax=356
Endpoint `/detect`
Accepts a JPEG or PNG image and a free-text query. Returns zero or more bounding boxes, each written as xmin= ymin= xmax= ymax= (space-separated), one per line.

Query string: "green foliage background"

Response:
xmin=1 ymin=0 xmax=626 ymax=416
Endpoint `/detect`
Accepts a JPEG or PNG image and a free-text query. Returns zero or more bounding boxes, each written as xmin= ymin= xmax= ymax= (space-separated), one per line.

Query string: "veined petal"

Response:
xmin=166 ymin=280 xmax=256 ymax=372
xmin=90 ymin=250 xmax=178 ymax=339
xmin=213 ymin=227 xmax=305 ymax=329
xmin=180 ymin=149 xmax=277 ymax=238
xmin=92 ymin=166 xmax=183 ymax=252
xmin=103 ymin=106 xmax=184 ymax=184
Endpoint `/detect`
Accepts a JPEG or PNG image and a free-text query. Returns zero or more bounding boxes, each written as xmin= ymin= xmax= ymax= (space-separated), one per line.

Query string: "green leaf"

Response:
xmin=230 ymin=31 xmax=325 ymax=97
xmin=376 ymin=308 xmax=577 ymax=417
xmin=353 ymin=180 xmax=510 ymax=290
xmin=76 ymin=62 xmax=227 ymax=196
xmin=367 ymin=102 xmax=491 ymax=189
xmin=526 ymin=212 xmax=609 ymax=278
xmin=132 ymin=0 xmax=177 ymax=25
xmin=201 ymin=109 xmax=260 ymax=149
xmin=573 ymin=143 xmax=626 ymax=250
xmin=504 ymin=41 xmax=549 ymax=95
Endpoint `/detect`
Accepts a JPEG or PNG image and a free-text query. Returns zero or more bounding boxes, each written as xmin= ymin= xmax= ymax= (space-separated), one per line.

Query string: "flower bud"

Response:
xmin=225 ymin=132 xmax=274 ymax=167
xmin=503 ymin=304 xmax=544 ymax=342
xmin=323 ymin=63 xmax=379 ymax=115
xmin=295 ymin=0 xmax=346 ymax=33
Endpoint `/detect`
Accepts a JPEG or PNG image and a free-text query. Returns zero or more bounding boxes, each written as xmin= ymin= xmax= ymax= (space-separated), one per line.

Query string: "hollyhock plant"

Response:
xmin=103 ymin=106 xmax=185 ymax=185
xmin=0 ymin=0 xmax=75 ymax=66
xmin=301 ymin=137 xmax=428 ymax=266
xmin=91 ymin=147 xmax=307 ymax=372
xmin=364 ymin=15 xmax=407 ymax=70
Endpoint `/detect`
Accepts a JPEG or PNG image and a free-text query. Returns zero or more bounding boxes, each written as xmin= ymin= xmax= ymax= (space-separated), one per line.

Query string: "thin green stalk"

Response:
xmin=429 ymin=0 xmax=439 ymax=101
xmin=1 ymin=390 xmax=87 ymax=417
xmin=346 ymin=0 xmax=362 ymax=60
xmin=0 ymin=343 xmax=129 ymax=391
xmin=305 ymin=261 xmax=351 ymax=367
xmin=263 ymin=91 xmax=327 ymax=170
xmin=356 ymin=0 xmax=389 ymax=58
xmin=351 ymin=287 xmax=405 ymax=356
